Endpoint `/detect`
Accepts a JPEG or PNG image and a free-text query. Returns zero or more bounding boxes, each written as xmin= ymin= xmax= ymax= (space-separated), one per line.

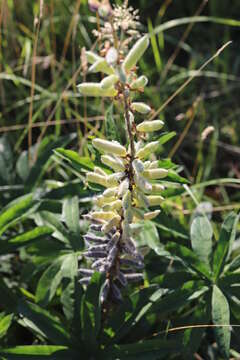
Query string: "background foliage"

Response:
xmin=0 ymin=0 xmax=240 ymax=359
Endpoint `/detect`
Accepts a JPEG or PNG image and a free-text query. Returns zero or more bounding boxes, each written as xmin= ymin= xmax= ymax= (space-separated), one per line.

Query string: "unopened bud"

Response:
xmin=131 ymin=75 xmax=148 ymax=89
xmin=101 ymin=155 xmax=125 ymax=171
xmin=78 ymin=82 xmax=117 ymax=97
xmin=106 ymin=47 xmax=118 ymax=66
xmin=143 ymin=168 xmax=168 ymax=179
xmin=91 ymin=211 xmax=116 ymax=220
xmin=136 ymin=141 xmax=159 ymax=159
xmin=132 ymin=102 xmax=151 ymax=114
xmin=85 ymin=51 xmax=101 ymax=64
xmin=136 ymin=120 xmax=164 ymax=132
xmin=88 ymin=58 xmax=115 ymax=75
xmin=93 ymin=138 xmax=127 ymax=157
xmin=86 ymin=172 xmax=107 ymax=187
xmin=100 ymin=74 xmax=119 ymax=89
xmin=122 ymin=35 xmax=149 ymax=72
xmin=147 ymin=195 xmax=164 ymax=206
xmin=102 ymin=215 xmax=121 ymax=233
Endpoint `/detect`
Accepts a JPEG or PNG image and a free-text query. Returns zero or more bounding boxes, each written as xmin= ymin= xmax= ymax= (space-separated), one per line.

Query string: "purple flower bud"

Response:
xmin=91 ymin=259 xmax=105 ymax=269
xmin=120 ymin=257 xmax=144 ymax=269
xmin=78 ymin=268 xmax=94 ymax=276
xmin=90 ymin=224 xmax=102 ymax=232
xmin=89 ymin=244 xmax=107 ymax=252
xmin=84 ymin=250 xmax=106 ymax=258
xmin=84 ymin=233 xmax=107 ymax=243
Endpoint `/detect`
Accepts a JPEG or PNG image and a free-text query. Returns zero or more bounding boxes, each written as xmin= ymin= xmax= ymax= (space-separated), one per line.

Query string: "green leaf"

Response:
xmin=0 ymin=313 xmax=13 ymax=339
xmin=38 ymin=211 xmax=70 ymax=246
xmin=154 ymin=212 xmax=189 ymax=241
xmin=81 ymin=272 xmax=104 ymax=350
xmin=0 ymin=345 xmax=72 ymax=359
xmin=190 ymin=215 xmax=213 ymax=266
xmin=165 ymin=170 xmax=189 ymax=184
xmin=35 ymin=258 xmax=64 ymax=306
xmin=54 ymin=148 xmax=95 ymax=173
xmin=166 ymin=242 xmax=212 ymax=280
xmin=0 ymin=194 xmax=37 ymax=236
xmin=226 ymin=254 xmax=240 ymax=273
xmin=18 ymin=300 xmax=70 ymax=345
xmin=62 ymin=196 xmax=80 ymax=236
xmin=213 ymin=212 xmax=239 ymax=280
xmin=152 ymin=271 xmax=198 ymax=289
xmin=212 ymin=285 xmax=230 ymax=359
xmin=0 ymin=279 xmax=18 ymax=312
xmin=0 ymin=226 xmax=53 ymax=255
xmin=158 ymin=131 xmax=176 ymax=145
xmin=136 ymin=220 xmax=161 ymax=254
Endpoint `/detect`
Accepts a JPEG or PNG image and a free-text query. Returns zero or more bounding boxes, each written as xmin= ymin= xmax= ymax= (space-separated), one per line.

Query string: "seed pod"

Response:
xmin=101 ymin=155 xmax=125 ymax=172
xmin=84 ymin=250 xmax=106 ymax=258
xmin=132 ymin=102 xmax=151 ymax=114
xmin=136 ymin=141 xmax=159 ymax=159
xmin=147 ymin=195 xmax=164 ymax=206
xmin=78 ymin=83 xmax=117 ymax=97
xmin=101 ymin=279 xmax=110 ymax=303
xmin=79 ymin=277 xmax=91 ymax=285
xmin=144 ymin=209 xmax=161 ymax=220
xmin=131 ymin=75 xmax=148 ymax=89
xmin=86 ymin=172 xmax=107 ymax=187
xmin=112 ymin=283 xmax=123 ymax=302
xmin=78 ymin=268 xmax=94 ymax=276
xmin=84 ymin=233 xmax=107 ymax=243
xmin=100 ymin=74 xmax=119 ymax=89
xmin=125 ymin=273 xmax=143 ymax=282
xmin=107 ymin=231 xmax=120 ymax=250
xmin=102 ymin=215 xmax=121 ymax=233
xmin=91 ymin=259 xmax=105 ymax=269
xmin=143 ymin=168 xmax=168 ymax=179
xmin=136 ymin=120 xmax=164 ymax=132
xmin=85 ymin=51 xmax=101 ymax=64
xmin=89 ymin=244 xmax=107 ymax=252
xmin=88 ymin=58 xmax=115 ymax=75
xmin=89 ymin=224 xmax=102 ymax=232
xmin=120 ymin=257 xmax=144 ymax=269
xmin=93 ymin=138 xmax=127 ymax=157
xmin=122 ymin=35 xmax=149 ymax=71
xmin=106 ymin=47 xmax=118 ymax=66
xmin=91 ymin=211 xmax=116 ymax=221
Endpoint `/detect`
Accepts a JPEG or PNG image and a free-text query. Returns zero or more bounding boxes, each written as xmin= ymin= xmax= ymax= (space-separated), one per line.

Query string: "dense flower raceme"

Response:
xmin=77 ymin=20 xmax=169 ymax=303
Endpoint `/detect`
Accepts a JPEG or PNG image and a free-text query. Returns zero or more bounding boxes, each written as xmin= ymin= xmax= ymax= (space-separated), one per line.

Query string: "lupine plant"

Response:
xmin=1 ymin=2 xmax=240 ymax=360
xmin=77 ymin=2 xmax=170 ymax=303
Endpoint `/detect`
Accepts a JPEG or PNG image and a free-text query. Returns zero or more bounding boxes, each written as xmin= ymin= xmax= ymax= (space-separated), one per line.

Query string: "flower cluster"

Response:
xmin=78 ymin=4 xmax=169 ymax=303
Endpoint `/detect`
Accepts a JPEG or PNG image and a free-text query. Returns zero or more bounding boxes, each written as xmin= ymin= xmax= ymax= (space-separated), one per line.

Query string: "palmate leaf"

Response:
xmin=213 ymin=212 xmax=239 ymax=281
xmin=212 ymin=285 xmax=230 ymax=359
xmin=36 ymin=253 xmax=78 ymax=307
xmin=190 ymin=215 xmax=213 ymax=267
xmin=62 ymin=196 xmax=80 ymax=237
